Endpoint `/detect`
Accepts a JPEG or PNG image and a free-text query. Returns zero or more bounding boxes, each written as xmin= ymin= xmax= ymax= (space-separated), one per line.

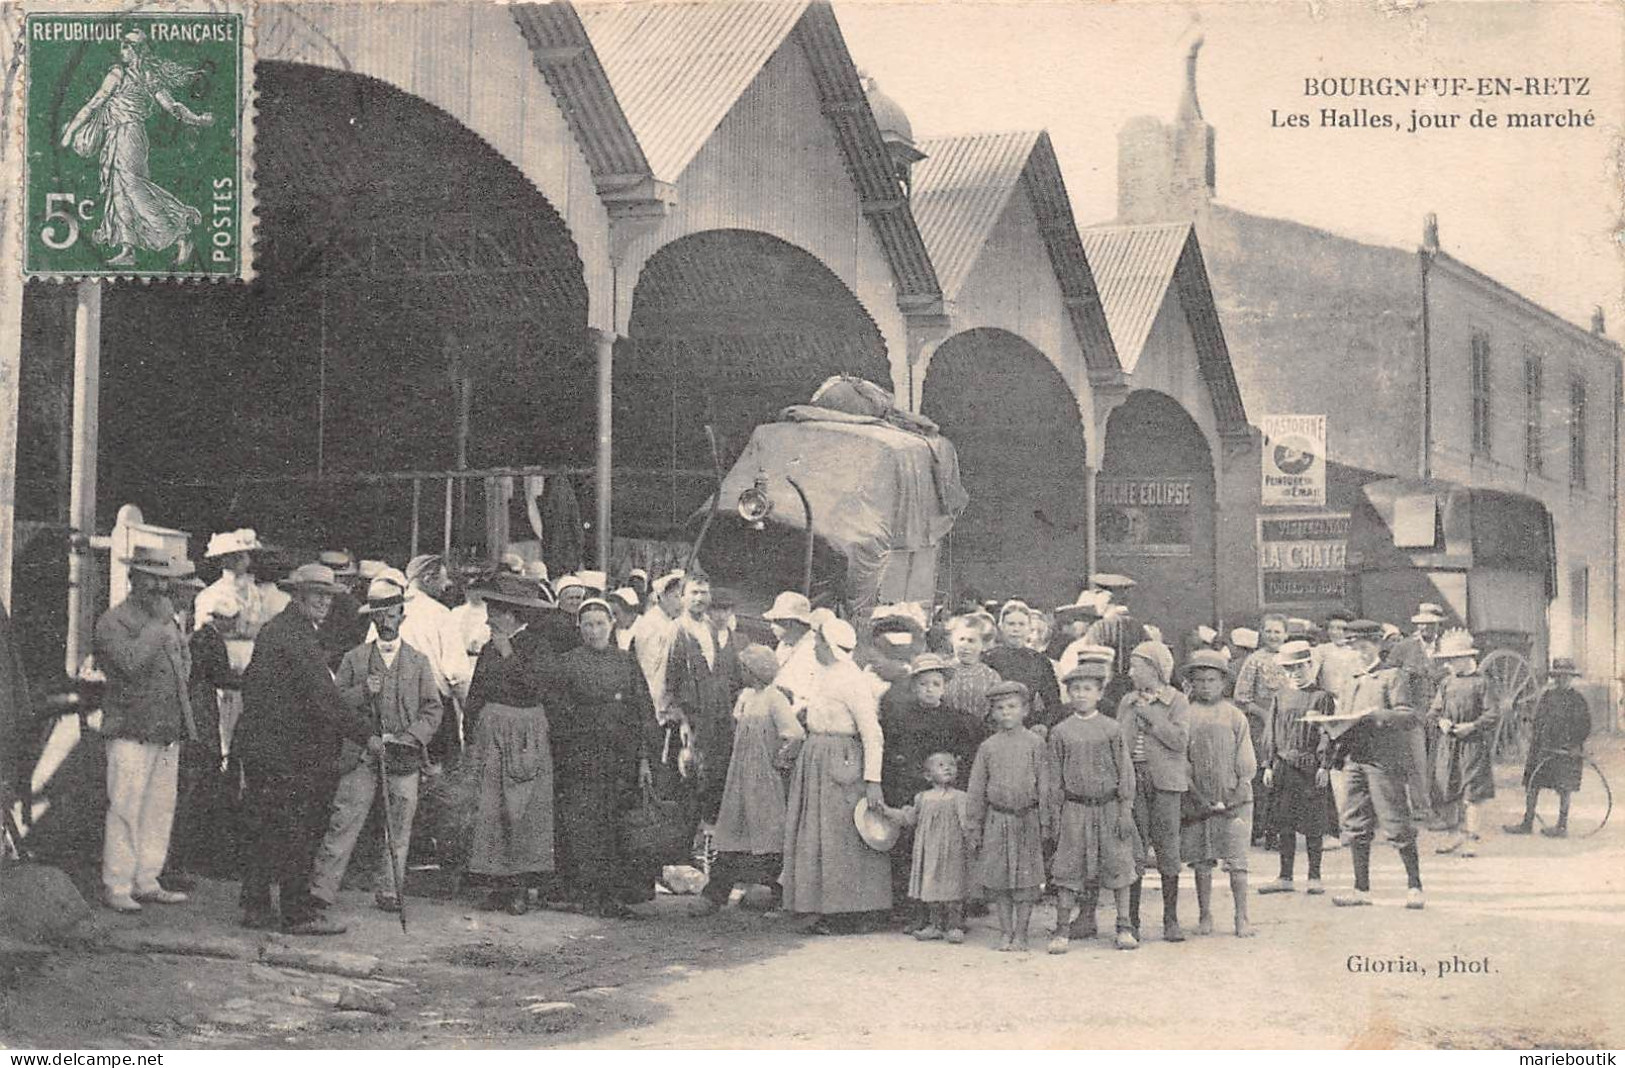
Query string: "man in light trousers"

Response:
xmin=94 ymin=545 xmax=199 ymax=912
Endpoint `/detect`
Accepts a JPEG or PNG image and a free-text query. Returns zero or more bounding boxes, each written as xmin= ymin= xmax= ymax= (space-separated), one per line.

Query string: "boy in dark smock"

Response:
xmin=1506 ymin=658 xmax=1591 ymax=838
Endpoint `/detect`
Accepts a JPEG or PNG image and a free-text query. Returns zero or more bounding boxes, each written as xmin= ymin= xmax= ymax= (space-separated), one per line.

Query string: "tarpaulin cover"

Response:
xmin=715 ymin=408 xmax=966 ymax=608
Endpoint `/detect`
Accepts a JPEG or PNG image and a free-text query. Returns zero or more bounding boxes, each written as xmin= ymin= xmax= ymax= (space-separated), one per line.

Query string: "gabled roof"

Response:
xmin=914 ymin=130 xmax=1116 ymax=371
xmin=517 ymin=1 xmax=940 ymax=310
xmin=574 ymin=0 xmax=808 ymax=183
xmin=1081 ymin=222 xmax=1247 ymax=434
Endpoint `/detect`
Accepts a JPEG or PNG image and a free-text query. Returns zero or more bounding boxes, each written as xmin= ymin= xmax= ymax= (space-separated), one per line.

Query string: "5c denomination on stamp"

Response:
xmin=23 ymin=2 xmax=252 ymax=280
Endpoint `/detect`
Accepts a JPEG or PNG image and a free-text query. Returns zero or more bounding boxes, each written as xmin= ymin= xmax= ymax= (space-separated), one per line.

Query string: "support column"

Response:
xmin=1084 ymin=464 xmax=1098 ymax=582
xmin=65 ymin=281 xmax=102 ymax=676
xmin=0 ymin=138 xmax=24 ymax=612
xmin=592 ymin=328 xmax=616 ymax=572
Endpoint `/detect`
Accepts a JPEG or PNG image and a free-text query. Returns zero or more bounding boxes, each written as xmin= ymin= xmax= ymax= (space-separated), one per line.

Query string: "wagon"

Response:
xmin=1348 ymin=476 xmax=1556 ymax=763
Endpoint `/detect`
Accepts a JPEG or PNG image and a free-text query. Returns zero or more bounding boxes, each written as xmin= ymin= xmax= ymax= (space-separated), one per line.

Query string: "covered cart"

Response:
xmin=697 ymin=379 xmax=967 ymax=618
xmin=1349 ymin=476 xmax=1557 ymax=760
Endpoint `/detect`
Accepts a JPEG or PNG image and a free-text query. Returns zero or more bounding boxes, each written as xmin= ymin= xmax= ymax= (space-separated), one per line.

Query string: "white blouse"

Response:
xmin=803 ymin=658 xmax=884 ymax=783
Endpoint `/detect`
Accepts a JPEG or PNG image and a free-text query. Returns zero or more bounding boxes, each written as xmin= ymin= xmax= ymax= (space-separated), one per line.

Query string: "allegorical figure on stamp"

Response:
xmin=58 ymin=28 xmax=215 ymax=267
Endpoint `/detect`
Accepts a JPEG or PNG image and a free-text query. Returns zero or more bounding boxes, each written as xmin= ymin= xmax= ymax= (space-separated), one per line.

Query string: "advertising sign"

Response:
xmin=1261 ymin=415 xmax=1327 ymax=507
xmin=1258 ymin=513 xmax=1350 ymax=606
xmin=1097 ymin=477 xmax=1194 ymax=556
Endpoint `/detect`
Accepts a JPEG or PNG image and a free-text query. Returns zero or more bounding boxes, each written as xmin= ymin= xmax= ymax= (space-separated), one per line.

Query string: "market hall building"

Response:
xmin=7 ymin=0 xmax=1220 ymax=686
xmin=1113 ymin=40 xmax=1623 ymax=715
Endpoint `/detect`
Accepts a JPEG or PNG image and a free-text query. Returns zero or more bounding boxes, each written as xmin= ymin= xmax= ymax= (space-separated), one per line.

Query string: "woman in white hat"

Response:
xmin=779 ymin=615 xmax=891 ymax=932
xmin=1428 ymin=630 xmax=1497 ymax=858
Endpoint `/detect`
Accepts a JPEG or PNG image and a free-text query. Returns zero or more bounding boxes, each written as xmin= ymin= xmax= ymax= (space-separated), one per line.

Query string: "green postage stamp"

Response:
xmin=22 ymin=2 xmax=253 ymax=279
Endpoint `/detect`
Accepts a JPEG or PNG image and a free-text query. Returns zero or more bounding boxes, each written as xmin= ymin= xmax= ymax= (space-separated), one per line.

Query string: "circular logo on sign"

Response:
xmin=1273 ymin=436 xmax=1318 ymax=475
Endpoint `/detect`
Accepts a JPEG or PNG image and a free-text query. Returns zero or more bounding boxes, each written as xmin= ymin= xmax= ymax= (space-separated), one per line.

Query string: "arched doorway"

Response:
xmin=612 ymin=229 xmax=890 ymax=540
xmin=1097 ymin=389 xmax=1217 ymax=647
xmin=94 ymin=62 xmax=590 ymax=553
xmin=921 ymin=328 xmax=1089 ymax=604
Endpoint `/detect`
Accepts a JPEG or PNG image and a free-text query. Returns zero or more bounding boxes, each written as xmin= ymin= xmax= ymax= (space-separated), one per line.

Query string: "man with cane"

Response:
xmin=311 ymin=577 xmax=443 ymax=921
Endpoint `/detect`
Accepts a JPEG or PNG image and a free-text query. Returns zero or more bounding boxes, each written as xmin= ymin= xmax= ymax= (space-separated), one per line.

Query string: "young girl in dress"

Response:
xmin=883 ymin=751 xmax=971 ymax=944
xmin=942 ymin=615 xmax=1004 ymax=737
xmin=691 ymin=643 xmax=805 ymax=915
xmin=965 ymin=681 xmax=1053 ymax=952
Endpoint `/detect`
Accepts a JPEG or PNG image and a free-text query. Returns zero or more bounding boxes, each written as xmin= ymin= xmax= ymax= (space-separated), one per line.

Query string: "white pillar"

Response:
xmin=592 ymin=328 xmax=615 ymax=571
xmin=65 ymin=281 xmax=102 ymax=675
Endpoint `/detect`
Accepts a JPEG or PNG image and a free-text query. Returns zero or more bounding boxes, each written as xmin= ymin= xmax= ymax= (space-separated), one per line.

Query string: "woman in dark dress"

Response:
xmin=463 ymin=574 xmax=557 ymax=914
xmin=548 ymin=598 xmax=660 ymax=918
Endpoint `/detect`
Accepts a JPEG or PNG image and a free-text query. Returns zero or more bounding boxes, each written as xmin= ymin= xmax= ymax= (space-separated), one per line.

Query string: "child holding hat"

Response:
xmin=1045 ymin=649 xmax=1140 ymax=952
xmin=694 ymin=644 xmax=805 ymax=915
xmin=965 ymin=680 xmax=1053 ymax=951
xmin=1428 ymin=630 xmax=1497 ymax=858
xmin=883 ymin=752 xmax=972 ymax=944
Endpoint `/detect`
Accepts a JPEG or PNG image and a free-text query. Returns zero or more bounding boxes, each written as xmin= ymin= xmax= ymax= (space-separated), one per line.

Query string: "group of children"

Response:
xmin=879 ymin=640 xmax=1261 ymax=953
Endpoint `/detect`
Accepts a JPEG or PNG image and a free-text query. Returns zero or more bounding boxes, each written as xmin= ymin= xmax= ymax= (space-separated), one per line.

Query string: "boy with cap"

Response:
xmin=1506 ymin=659 xmax=1591 ymax=838
xmin=1119 ymin=640 xmax=1190 ymax=942
xmin=1429 ymin=631 xmax=1497 ymax=857
xmin=1045 ymin=647 xmax=1139 ymax=952
xmin=1257 ymin=641 xmax=1336 ymax=895
xmin=965 ymin=680 xmax=1053 ymax=951
xmin=1325 ymin=620 xmax=1426 ymax=910
xmin=1180 ymin=650 xmax=1257 ymax=937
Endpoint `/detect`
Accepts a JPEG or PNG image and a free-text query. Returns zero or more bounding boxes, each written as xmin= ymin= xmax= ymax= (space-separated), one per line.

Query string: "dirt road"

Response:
xmin=2 ymin=746 xmax=1618 ymax=1049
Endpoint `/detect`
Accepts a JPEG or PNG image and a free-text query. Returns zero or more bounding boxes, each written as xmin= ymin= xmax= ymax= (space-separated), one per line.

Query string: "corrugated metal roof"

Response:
xmin=576 ymin=0 xmax=809 ymax=182
xmin=912 ymin=131 xmax=1039 ymax=300
xmin=1079 ymin=222 xmax=1192 ymax=372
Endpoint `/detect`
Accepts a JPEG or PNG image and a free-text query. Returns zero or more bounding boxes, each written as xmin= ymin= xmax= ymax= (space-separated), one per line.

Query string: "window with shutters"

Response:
xmin=1568 ymin=376 xmax=1587 ymax=488
xmin=1470 ymin=331 xmax=1492 ymax=457
xmin=1523 ymin=353 xmax=1543 ymax=474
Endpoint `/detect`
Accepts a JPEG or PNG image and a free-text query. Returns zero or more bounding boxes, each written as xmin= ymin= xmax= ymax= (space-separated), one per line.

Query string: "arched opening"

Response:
xmin=612 ymin=229 xmax=890 ymax=541
xmin=90 ymin=62 xmax=591 ymax=553
xmin=921 ymin=328 xmax=1089 ymax=604
xmin=1098 ymin=389 xmax=1217 ymax=645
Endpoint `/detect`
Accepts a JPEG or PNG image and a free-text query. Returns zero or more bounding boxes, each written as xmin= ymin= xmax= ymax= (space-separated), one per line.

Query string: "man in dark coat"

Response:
xmin=664 ymin=576 xmax=739 ymax=826
xmin=236 ymin=564 xmax=375 ymax=934
xmin=1505 ymin=658 xmax=1592 ymax=838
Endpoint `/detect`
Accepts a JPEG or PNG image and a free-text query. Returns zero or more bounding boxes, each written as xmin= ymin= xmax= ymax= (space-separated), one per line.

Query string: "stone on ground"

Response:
xmin=336 ymin=985 xmax=396 ymax=1015
xmin=0 ymin=863 xmax=93 ymax=943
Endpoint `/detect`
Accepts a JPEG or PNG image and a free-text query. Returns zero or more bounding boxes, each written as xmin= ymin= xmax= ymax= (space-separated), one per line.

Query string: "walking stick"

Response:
xmin=373 ymin=699 xmax=409 ymax=934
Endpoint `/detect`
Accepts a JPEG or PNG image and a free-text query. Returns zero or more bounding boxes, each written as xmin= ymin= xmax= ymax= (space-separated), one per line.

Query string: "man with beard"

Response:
xmin=237 ymin=564 xmax=374 ymax=934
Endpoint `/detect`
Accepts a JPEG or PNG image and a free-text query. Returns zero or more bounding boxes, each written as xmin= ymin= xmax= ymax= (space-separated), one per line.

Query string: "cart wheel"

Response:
xmin=1481 ymin=649 xmax=1538 ymax=764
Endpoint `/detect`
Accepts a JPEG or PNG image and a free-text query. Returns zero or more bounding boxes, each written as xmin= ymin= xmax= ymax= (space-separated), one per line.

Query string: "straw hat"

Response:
xmin=763 ymin=591 xmax=813 ymax=625
xmin=853 ymin=797 xmax=900 ymax=852
xmin=1276 ymin=640 xmax=1315 ymax=668
xmin=277 ymin=563 xmax=346 ymax=594
xmin=318 ymin=549 xmax=357 ymax=577
xmin=203 ymin=528 xmax=262 ymax=559
xmin=471 ymin=573 xmax=553 ymax=610
xmin=121 ymin=544 xmax=197 ymax=580
xmin=1091 ymin=573 xmax=1136 ymax=591
xmin=357 ymin=576 xmax=407 ymax=615
xmin=1432 ymin=628 xmax=1478 ymax=660
xmin=1548 ymin=657 xmax=1581 ymax=677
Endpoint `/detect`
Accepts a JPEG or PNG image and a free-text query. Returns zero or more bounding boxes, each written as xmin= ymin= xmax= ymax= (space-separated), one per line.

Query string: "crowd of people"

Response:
xmin=90 ymin=534 xmax=1595 ymax=952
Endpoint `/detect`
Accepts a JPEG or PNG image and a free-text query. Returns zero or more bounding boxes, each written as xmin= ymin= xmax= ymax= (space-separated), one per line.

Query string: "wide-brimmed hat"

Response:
xmin=203 ymin=528 xmax=262 ymax=559
xmin=1091 ymin=573 xmax=1135 ymax=591
xmin=819 ymin=616 xmax=858 ymax=659
xmin=763 ymin=590 xmax=813 ymax=625
xmin=853 ymin=797 xmax=900 ymax=852
xmin=278 ymin=563 xmax=346 ymax=594
xmin=121 ymin=544 xmax=197 ymax=580
xmin=1184 ymin=648 xmax=1232 ymax=677
xmin=1276 ymin=640 xmax=1315 ymax=668
xmin=357 ymin=576 xmax=406 ymax=614
xmin=1548 ymin=657 xmax=1581 ymax=677
xmin=318 ymin=549 xmax=357 ymax=577
xmin=907 ymin=652 xmax=956 ymax=679
xmin=471 ymin=573 xmax=553 ymax=610
xmin=1432 ymin=628 xmax=1478 ymax=660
